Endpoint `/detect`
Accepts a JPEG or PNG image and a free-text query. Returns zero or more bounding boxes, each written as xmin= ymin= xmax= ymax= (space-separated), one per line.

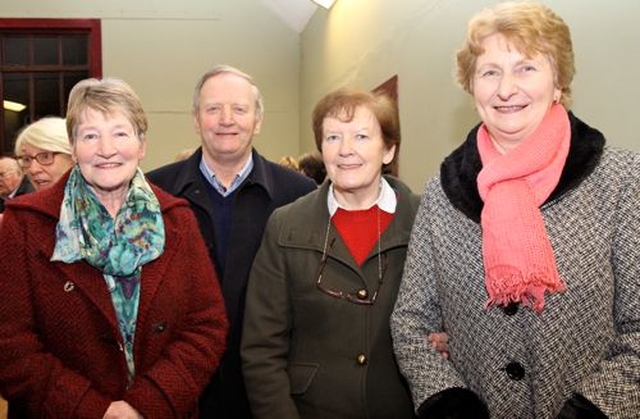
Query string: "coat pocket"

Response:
xmin=287 ymin=362 xmax=319 ymax=395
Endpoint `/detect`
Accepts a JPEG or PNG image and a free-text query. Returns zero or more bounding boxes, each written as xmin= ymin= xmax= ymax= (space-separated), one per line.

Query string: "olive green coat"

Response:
xmin=242 ymin=177 xmax=419 ymax=419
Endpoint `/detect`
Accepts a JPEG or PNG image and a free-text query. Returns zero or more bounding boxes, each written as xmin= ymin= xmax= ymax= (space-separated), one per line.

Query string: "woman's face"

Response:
xmin=321 ymin=106 xmax=395 ymax=207
xmin=72 ymin=107 xmax=146 ymax=201
xmin=472 ymin=32 xmax=561 ymax=152
xmin=18 ymin=144 xmax=73 ymax=190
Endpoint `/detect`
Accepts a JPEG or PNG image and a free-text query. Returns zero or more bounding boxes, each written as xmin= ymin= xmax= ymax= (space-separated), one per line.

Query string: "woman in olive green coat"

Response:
xmin=241 ymin=89 xmax=419 ymax=419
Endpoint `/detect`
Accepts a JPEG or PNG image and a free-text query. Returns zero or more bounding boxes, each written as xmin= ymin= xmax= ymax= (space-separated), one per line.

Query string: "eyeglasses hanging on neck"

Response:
xmin=315 ymin=235 xmax=388 ymax=306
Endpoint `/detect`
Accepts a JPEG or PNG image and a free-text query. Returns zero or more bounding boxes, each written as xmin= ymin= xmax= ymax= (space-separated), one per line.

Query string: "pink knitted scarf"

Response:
xmin=476 ymin=103 xmax=570 ymax=312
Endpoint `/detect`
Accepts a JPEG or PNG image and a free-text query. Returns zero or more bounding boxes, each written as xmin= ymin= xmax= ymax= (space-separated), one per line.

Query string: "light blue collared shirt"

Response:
xmin=199 ymin=154 xmax=254 ymax=197
xmin=327 ymin=177 xmax=397 ymax=216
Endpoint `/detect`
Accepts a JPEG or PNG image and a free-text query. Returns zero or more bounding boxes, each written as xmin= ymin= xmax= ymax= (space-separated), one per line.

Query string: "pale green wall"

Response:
xmin=3 ymin=0 xmax=638 ymax=185
xmin=300 ymin=0 xmax=640 ymax=192
xmin=0 ymin=0 xmax=302 ymax=172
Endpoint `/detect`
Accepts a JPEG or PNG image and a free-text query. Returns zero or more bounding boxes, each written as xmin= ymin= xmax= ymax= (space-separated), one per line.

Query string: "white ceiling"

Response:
xmin=259 ymin=0 xmax=318 ymax=33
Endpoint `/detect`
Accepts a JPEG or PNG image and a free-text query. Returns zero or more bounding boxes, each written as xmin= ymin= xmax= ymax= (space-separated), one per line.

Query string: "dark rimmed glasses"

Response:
xmin=17 ymin=151 xmax=61 ymax=168
xmin=315 ymin=237 xmax=388 ymax=305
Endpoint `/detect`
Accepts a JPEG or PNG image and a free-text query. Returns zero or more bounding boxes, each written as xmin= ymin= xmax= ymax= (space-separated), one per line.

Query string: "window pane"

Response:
xmin=3 ymin=37 xmax=30 ymax=65
xmin=62 ymin=36 xmax=88 ymax=65
xmin=3 ymin=73 xmax=30 ymax=108
xmin=33 ymin=37 xmax=59 ymax=65
xmin=34 ymin=72 xmax=60 ymax=118
xmin=3 ymin=73 xmax=30 ymax=153
xmin=63 ymin=71 xmax=89 ymax=109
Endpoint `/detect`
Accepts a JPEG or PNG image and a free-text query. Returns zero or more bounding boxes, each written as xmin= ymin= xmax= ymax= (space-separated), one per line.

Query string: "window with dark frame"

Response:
xmin=0 ymin=18 xmax=102 ymax=155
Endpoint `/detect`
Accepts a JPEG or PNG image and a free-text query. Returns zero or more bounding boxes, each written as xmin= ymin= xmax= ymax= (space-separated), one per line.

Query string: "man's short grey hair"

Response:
xmin=191 ymin=64 xmax=264 ymax=119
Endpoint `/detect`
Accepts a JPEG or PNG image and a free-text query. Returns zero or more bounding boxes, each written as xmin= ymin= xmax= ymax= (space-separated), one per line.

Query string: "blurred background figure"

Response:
xmin=297 ymin=151 xmax=326 ymax=185
xmin=0 ymin=156 xmax=33 ymax=213
xmin=14 ymin=117 xmax=74 ymax=191
xmin=174 ymin=147 xmax=196 ymax=162
xmin=278 ymin=155 xmax=299 ymax=171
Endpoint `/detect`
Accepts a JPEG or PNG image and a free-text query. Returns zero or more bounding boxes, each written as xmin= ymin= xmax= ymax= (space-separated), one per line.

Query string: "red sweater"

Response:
xmin=0 ymin=173 xmax=228 ymax=418
xmin=332 ymin=206 xmax=394 ymax=265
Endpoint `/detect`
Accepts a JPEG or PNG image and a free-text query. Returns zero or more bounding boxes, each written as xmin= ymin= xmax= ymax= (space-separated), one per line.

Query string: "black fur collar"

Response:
xmin=440 ymin=112 xmax=606 ymax=222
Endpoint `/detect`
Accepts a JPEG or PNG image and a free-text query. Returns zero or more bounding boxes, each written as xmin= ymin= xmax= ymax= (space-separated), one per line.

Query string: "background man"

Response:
xmin=0 ymin=156 xmax=34 ymax=212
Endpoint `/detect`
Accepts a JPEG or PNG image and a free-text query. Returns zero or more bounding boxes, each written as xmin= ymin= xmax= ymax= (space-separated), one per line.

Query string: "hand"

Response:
xmin=428 ymin=332 xmax=450 ymax=360
xmin=103 ymin=401 xmax=143 ymax=419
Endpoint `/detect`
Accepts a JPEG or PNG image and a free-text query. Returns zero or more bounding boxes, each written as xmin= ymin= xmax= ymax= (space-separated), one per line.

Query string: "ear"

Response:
xmin=253 ymin=113 xmax=263 ymax=135
xmin=193 ymin=112 xmax=202 ymax=135
xmin=382 ymin=144 xmax=396 ymax=165
xmin=138 ymin=136 xmax=147 ymax=160
xmin=553 ymin=87 xmax=562 ymax=103
xmin=71 ymin=142 xmax=78 ymax=163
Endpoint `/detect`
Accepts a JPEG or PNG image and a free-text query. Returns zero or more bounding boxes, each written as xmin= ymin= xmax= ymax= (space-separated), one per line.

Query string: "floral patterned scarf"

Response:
xmin=51 ymin=165 xmax=165 ymax=383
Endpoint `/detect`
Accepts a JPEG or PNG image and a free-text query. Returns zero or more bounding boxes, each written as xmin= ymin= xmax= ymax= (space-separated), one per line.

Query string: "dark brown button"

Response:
xmin=356 ymin=353 xmax=367 ymax=365
xmin=503 ymin=303 xmax=518 ymax=316
xmin=356 ymin=289 xmax=368 ymax=300
xmin=505 ymin=362 xmax=525 ymax=380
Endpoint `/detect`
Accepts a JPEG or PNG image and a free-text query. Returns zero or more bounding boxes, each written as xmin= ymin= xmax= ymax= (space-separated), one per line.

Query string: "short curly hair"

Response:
xmin=455 ymin=1 xmax=575 ymax=109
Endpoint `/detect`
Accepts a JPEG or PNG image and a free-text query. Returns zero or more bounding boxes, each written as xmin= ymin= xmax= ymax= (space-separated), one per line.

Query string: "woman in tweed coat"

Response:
xmin=242 ymin=89 xmax=419 ymax=418
xmin=391 ymin=3 xmax=639 ymax=419
xmin=0 ymin=78 xmax=228 ymax=418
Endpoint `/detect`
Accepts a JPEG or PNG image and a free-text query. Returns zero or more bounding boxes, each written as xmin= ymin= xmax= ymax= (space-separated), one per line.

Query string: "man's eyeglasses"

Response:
xmin=315 ymin=237 xmax=388 ymax=305
xmin=17 ymin=151 xmax=61 ymax=168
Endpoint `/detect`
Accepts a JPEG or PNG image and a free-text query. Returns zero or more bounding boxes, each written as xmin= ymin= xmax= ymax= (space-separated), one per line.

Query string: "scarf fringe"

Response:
xmin=485 ymin=265 xmax=566 ymax=313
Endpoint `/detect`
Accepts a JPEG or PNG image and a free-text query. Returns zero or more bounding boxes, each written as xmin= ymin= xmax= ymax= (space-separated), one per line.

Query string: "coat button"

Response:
xmin=153 ymin=321 xmax=168 ymax=333
xmin=356 ymin=289 xmax=369 ymax=300
xmin=63 ymin=281 xmax=75 ymax=292
xmin=503 ymin=303 xmax=518 ymax=316
xmin=356 ymin=353 xmax=367 ymax=366
xmin=505 ymin=361 xmax=525 ymax=380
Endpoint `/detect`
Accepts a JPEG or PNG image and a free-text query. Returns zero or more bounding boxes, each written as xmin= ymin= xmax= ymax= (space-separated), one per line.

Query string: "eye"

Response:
xmin=518 ymin=64 xmax=537 ymax=73
xmin=479 ymin=69 xmax=500 ymax=78
xmin=233 ymin=105 xmax=248 ymax=114
xmin=115 ymin=130 xmax=130 ymax=139
xmin=81 ymin=132 xmax=99 ymax=141
xmin=355 ymin=133 xmax=369 ymax=141
xmin=205 ymin=105 xmax=221 ymax=113
xmin=324 ymin=134 xmax=340 ymax=142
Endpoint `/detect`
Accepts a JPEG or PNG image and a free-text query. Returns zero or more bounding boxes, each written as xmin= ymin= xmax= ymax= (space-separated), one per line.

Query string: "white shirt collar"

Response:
xmin=327 ymin=177 xmax=397 ymax=217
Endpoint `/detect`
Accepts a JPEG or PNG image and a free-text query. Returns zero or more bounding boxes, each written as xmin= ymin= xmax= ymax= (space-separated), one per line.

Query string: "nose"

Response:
xmin=220 ymin=105 xmax=235 ymax=125
xmin=338 ymin=136 xmax=354 ymax=156
xmin=97 ymin=136 xmax=117 ymax=157
xmin=28 ymin=161 xmax=44 ymax=175
xmin=497 ymin=72 xmax=517 ymax=100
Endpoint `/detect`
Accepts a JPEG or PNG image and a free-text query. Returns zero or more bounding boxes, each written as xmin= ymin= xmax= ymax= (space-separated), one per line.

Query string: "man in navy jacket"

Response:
xmin=147 ymin=65 xmax=315 ymax=418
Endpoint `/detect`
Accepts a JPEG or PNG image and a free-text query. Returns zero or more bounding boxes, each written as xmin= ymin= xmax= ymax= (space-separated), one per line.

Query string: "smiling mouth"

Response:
xmin=338 ymin=163 xmax=362 ymax=170
xmin=95 ymin=163 xmax=122 ymax=169
xmin=494 ymin=104 xmax=528 ymax=112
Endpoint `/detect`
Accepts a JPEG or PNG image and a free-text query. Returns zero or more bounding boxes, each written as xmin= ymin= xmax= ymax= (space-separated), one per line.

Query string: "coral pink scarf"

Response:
xmin=477 ymin=104 xmax=570 ymax=312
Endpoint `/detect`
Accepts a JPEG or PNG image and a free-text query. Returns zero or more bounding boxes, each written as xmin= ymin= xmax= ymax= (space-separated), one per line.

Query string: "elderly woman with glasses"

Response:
xmin=14 ymin=117 xmax=74 ymax=191
xmin=241 ymin=88 xmax=420 ymax=418
xmin=0 ymin=78 xmax=228 ymax=418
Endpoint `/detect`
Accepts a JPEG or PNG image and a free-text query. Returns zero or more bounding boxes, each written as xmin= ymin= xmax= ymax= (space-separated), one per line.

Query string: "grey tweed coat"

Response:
xmin=391 ymin=113 xmax=639 ymax=419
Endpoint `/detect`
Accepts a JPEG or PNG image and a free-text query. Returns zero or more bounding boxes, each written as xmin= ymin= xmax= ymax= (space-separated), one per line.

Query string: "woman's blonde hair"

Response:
xmin=66 ymin=77 xmax=148 ymax=143
xmin=455 ymin=1 xmax=575 ymax=109
xmin=14 ymin=117 xmax=71 ymax=156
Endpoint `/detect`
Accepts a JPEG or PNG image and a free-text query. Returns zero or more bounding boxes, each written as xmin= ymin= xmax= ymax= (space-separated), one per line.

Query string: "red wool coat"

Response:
xmin=0 ymin=174 xmax=228 ymax=418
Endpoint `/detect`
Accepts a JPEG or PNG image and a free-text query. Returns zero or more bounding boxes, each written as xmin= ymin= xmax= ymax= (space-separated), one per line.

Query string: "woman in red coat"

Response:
xmin=0 ymin=77 xmax=228 ymax=418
